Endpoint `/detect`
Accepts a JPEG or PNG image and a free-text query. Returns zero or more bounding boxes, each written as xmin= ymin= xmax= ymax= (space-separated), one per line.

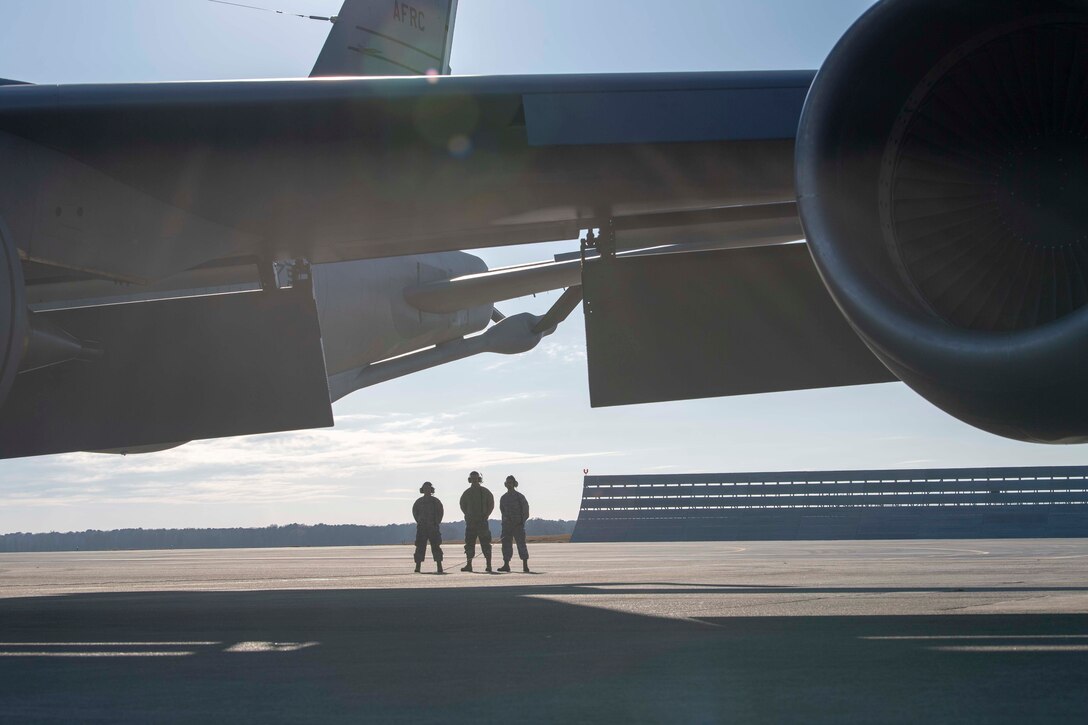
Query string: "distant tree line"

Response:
xmin=0 ymin=519 xmax=576 ymax=553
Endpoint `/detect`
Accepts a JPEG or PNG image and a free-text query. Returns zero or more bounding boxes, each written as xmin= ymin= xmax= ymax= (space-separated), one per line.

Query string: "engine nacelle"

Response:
xmin=0 ymin=218 xmax=25 ymax=408
xmin=313 ymin=251 xmax=492 ymax=378
xmin=797 ymin=0 xmax=1088 ymax=443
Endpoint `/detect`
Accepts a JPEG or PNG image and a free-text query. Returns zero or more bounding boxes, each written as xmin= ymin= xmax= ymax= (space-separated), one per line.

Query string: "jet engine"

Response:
xmin=0 ymin=219 xmax=25 ymax=408
xmin=797 ymin=0 xmax=1088 ymax=443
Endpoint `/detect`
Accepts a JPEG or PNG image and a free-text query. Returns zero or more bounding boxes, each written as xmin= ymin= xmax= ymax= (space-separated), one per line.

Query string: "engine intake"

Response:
xmin=797 ymin=0 xmax=1088 ymax=443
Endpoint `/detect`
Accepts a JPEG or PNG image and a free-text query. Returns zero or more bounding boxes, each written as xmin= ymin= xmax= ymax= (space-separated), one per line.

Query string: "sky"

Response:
xmin=0 ymin=0 xmax=1086 ymax=534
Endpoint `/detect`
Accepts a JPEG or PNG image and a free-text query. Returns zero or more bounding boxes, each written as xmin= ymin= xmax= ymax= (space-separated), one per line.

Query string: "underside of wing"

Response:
xmin=0 ymin=71 xmax=812 ymax=283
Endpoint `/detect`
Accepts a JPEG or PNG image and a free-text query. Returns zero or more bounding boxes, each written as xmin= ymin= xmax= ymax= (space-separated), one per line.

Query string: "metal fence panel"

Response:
xmin=572 ymin=466 xmax=1088 ymax=542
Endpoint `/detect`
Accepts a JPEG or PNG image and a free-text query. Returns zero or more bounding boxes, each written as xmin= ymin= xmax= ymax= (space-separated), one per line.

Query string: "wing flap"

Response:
xmin=0 ymin=286 xmax=332 ymax=459
xmin=583 ymin=244 xmax=898 ymax=407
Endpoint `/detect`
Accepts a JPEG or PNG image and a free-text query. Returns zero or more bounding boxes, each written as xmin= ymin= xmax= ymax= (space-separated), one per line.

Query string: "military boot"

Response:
xmin=485 ymin=556 xmax=493 ymax=573
xmin=461 ymin=559 xmax=473 ymax=572
xmin=497 ymin=560 xmax=511 ymax=573
xmin=523 ymin=560 xmax=530 ymax=573
xmin=414 ymin=562 xmax=421 ymax=573
xmin=436 ymin=562 xmax=444 ymax=574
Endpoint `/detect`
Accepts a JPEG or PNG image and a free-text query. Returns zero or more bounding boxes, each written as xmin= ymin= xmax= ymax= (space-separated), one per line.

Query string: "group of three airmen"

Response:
xmin=411 ymin=470 xmax=531 ymax=574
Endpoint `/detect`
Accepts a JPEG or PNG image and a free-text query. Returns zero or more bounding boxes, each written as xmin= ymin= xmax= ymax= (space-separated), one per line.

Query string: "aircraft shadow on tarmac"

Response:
xmin=0 ymin=584 xmax=1085 ymax=724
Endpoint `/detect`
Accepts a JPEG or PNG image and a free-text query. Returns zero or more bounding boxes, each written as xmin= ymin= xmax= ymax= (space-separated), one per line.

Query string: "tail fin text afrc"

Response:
xmin=311 ymin=0 xmax=458 ymax=77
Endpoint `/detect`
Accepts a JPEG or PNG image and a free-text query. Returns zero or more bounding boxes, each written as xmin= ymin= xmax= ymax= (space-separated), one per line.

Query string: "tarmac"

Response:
xmin=0 ymin=540 xmax=1085 ymax=723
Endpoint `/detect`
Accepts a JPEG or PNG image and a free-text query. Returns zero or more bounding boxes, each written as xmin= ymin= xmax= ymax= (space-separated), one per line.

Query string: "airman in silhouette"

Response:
xmin=498 ymin=475 xmax=531 ymax=573
xmin=459 ymin=471 xmax=494 ymax=572
xmin=412 ymin=481 xmax=444 ymax=573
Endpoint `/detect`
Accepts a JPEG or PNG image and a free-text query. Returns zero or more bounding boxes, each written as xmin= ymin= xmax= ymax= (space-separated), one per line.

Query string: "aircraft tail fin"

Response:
xmin=311 ymin=0 xmax=458 ymax=77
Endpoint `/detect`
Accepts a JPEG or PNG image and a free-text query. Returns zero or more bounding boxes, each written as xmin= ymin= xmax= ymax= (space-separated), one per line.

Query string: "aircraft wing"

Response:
xmin=0 ymin=71 xmax=812 ymax=283
xmin=0 ymin=67 xmax=892 ymax=460
xmin=6 ymin=0 xmax=1084 ymax=455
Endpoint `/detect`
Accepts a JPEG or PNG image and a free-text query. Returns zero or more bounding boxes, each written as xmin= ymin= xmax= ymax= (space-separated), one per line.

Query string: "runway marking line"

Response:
xmin=863 ymin=635 xmax=1088 ymax=641
xmin=0 ymin=640 xmax=320 ymax=656
xmin=0 ymin=641 xmax=219 ymax=646
xmin=931 ymin=645 xmax=1088 ymax=653
xmin=0 ymin=651 xmax=197 ymax=657
xmin=223 ymin=641 xmax=319 ymax=653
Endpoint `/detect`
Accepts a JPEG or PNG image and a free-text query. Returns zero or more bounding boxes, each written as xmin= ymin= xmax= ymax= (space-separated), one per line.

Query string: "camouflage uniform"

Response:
xmin=412 ymin=494 xmax=444 ymax=564
xmin=500 ymin=489 xmax=530 ymax=563
xmin=459 ymin=483 xmax=494 ymax=561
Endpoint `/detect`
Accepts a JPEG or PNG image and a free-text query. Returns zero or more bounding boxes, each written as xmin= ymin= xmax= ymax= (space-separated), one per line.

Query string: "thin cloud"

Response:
xmin=0 ymin=416 xmax=616 ymax=508
xmin=541 ymin=341 xmax=587 ymax=364
xmin=470 ymin=391 xmax=551 ymax=407
xmin=481 ymin=357 xmax=519 ymax=372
